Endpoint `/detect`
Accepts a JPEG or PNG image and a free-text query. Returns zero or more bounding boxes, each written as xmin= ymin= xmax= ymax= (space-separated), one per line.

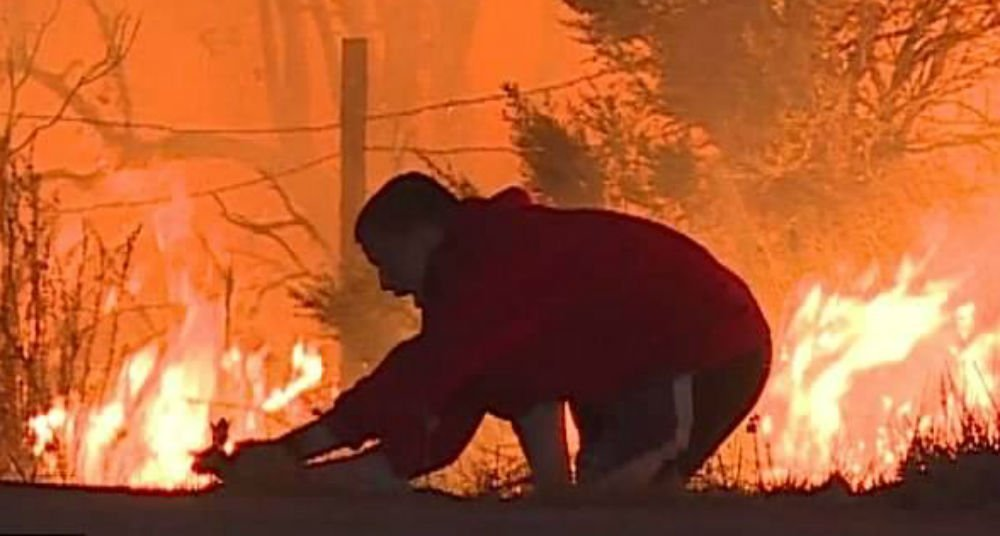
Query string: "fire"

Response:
xmin=756 ymin=252 xmax=1000 ymax=491
xmin=30 ymin=321 xmax=325 ymax=488
xmin=28 ymin=164 xmax=998 ymax=494
xmin=25 ymin=173 xmax=331 ymax=489
xmin=28 ymin=401 xmax=67 ymax=457
xmin=28 ymin=292 xmax=326 ymax=489
xmin=262 ymin=343 xmax=326 ymax=413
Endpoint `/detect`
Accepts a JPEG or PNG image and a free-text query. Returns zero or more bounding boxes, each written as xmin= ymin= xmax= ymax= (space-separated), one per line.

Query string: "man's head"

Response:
xmin=355 ymin=171 xmax=459 ymax=303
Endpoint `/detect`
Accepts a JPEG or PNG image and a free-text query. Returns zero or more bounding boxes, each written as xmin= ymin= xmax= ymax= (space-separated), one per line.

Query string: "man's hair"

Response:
xmin=354 ymin=171 xmax=460 ymax=243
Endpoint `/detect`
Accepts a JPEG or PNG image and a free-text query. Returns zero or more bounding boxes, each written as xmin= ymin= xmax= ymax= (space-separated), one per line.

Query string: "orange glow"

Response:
xmin=756 ymin=236 xmax=1000 ymax=491
xmin=28 ymin=283 xmax=326 ymax=489
xmin=11 ymin=0 xmax=1000 ymax=496
xmin=25 ymin=179 xmax=331 ymax=489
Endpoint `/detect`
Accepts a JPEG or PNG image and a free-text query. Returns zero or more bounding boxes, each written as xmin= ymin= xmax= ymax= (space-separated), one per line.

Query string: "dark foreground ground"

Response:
xmin=1 ymin=480 xmax=997 ymax=536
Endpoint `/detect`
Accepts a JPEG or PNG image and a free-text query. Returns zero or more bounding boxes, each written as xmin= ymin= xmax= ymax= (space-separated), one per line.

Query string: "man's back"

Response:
xmin=419 ymin=188 xmax=771 ymax=417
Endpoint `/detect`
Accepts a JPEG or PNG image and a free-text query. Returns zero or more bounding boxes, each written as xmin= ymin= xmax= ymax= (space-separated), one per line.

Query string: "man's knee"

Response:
xmin=674 ymin=348 xmax=771 ymax=478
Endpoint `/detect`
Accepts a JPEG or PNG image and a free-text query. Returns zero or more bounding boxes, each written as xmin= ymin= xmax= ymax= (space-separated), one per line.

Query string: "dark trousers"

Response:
xmin=571 ymin=347 xmax=771 ymax=484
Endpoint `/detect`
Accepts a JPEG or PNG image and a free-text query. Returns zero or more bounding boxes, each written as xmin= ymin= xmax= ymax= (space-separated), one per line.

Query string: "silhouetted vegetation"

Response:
xmin=509 ymin=0 xmax=1000 ymax=308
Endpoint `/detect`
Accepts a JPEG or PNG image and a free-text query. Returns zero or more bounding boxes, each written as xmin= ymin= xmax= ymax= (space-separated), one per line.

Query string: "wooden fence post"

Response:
xmin=340 ymin=37 xmax=368 ymax=269
xmin=339 ymin=38 xmax=368 ymax=387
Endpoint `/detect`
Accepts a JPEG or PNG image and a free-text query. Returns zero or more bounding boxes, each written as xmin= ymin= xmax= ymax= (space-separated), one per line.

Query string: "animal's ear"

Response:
xmin=210 ymin=418 xmax=230 ymax=447
xmin=190 ymin=418 xmax=234 ymax=478
xmin=190 ymin=445 xmax=230 ymax=478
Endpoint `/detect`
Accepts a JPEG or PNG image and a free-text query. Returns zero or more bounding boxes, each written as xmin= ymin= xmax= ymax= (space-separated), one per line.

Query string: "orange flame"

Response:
xmin=25 ymin=174 xmax=331 ymax=489
xmin=28 ymin=400 xmax=67 ymax=457
xmin=757 ymin=251 xmax=1000 ymax=491
xmin=262 ymin=343 xmax=326 ymax=413
xmin=28 ymin=323 xmax=326 ymax=488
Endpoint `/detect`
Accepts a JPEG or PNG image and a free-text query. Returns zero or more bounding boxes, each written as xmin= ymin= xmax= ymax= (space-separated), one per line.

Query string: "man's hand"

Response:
xmin=193 ymin=439 xmax=305 ymax=490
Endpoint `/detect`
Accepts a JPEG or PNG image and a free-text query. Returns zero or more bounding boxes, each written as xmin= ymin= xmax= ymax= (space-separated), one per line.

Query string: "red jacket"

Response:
xmin=321 ymin=187 xmax=771 ymax=478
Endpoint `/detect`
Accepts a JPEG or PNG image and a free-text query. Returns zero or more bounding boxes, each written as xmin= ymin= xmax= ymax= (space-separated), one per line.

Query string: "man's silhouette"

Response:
xmin=195 ymin=171 xmax=772 ymax=493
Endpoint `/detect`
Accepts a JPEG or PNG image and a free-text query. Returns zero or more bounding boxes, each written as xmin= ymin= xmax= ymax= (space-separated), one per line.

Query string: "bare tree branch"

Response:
xmin=263 ymin=175 xmax=331 ymax=253
xmin=84 ymin=0 xmax=134 ymax=121
xmin=56 ymin=151 xmax=339 ymax=213
xmin=209 ymin=192 xmax=309 ymax=274
xmin=1 ymin=0 xmax=63 ymax=141
xmin=248 ymin=270 xmax=312 ymax=313
xmin=13 ymin=0 xmax=63 ymax=95
xmin=38 ymin=165 xmax=104 ymax=183
xmin=11 ymin=13 xmax=140 ymax=154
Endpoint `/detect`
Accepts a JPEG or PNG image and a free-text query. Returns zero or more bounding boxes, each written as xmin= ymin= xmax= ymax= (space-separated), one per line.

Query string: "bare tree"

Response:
xmin=0 ymin=4 xmax=142 ymax=474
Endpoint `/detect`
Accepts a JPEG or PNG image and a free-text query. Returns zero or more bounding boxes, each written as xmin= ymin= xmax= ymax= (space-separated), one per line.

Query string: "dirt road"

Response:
xmin=1 ymin=482 xmax=996 ymax=536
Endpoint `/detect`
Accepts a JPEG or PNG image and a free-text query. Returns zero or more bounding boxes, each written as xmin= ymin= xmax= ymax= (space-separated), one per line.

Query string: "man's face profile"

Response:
xmin=360 ymin=226 xmax=439 ymax=303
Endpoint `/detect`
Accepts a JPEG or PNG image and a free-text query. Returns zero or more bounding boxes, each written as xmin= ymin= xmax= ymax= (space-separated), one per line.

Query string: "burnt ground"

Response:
xmin=1 ymin=481 xmax=997 ymax=536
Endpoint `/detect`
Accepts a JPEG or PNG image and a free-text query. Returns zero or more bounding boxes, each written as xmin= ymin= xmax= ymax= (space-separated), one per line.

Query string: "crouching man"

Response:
xmin=193 ymin=171 xmax=771 ymax=495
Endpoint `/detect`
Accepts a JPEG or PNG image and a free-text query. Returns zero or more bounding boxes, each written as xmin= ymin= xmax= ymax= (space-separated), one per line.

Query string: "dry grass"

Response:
xmin=0 ymin=150 xmax=141 ymax=482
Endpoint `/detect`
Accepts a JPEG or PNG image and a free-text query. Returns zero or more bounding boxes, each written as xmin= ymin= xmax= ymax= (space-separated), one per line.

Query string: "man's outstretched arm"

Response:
xmin=275 ymin=417 xmax=347 ymax=462
xmin=275 ymin=335 xmax=431 ymax=460
xmin=304 ymin=445 xmax=408 ymax=493
xmin=304 ymin=402 xmax=483 ymax=492
xmin=194 ymin=338 xmax=423 ymax=483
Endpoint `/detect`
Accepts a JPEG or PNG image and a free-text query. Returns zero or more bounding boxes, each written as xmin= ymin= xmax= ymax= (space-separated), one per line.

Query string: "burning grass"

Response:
xmin=881 ymin=414 xmax=1000 ymax=508
xmin=8 ymin=152 xmax=1000 ymax=501
xmin=0 ymin=152 xmax=336 ymax=489
xmin=0 ymin=154 xmax=142 ymax=482
xmin=692 ymin=238 xmax=1000 ymax=504
xmin=3 ymin=118 xmax=998 ymax=503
